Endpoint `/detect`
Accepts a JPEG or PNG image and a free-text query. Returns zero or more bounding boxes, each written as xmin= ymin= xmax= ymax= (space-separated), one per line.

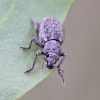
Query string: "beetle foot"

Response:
xmin=20 ymin=46 xmax=30 ymax=50
xmin=24 ymin=69 xmax=32 ymax=74
xmin=62 ymin=81 xmax=65 ymax=87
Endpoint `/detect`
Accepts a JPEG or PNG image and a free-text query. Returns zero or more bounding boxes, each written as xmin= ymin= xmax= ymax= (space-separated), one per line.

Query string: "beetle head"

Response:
xmin=45 ymin=52 xmax=59 ymax=69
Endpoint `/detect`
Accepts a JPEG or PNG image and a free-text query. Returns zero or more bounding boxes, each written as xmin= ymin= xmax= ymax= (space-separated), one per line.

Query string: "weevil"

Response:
xmin=20 ymin=17 xmax=66 ymax=86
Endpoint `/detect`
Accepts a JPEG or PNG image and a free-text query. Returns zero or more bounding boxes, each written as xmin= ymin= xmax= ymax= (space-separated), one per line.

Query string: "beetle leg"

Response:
xmin=31 ymin=20 xmax=40 ymax=38
xmin=20 ymin=37 xmax=43 ymax=50
xmin=25 ymin=50 xmax=43 ymax=74
xmin=57 ymin=52 xmax=66 ymax=86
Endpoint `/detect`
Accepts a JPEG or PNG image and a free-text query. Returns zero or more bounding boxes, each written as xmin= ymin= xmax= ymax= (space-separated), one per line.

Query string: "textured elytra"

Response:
xmin=39 ymin=17 xmax=64 ymax=46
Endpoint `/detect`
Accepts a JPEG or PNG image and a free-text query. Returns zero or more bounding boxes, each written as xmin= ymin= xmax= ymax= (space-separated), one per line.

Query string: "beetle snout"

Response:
xmin=47 ymin=64 xmax=54 ymax=69
xmin=46 ymin=59 xmax=55 ymax=69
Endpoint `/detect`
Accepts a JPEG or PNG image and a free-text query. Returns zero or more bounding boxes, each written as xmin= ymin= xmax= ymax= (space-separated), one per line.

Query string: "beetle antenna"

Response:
xmin=41 ymin=58 xmax=46 ymax=73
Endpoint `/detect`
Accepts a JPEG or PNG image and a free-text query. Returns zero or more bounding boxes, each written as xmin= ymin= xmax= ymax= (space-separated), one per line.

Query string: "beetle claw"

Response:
xmin=20 ymin=47 xmax=29 ymax=50
xmin=62 ymin=81 xmax=65 ymax=87
xmin=24 ymin=69 xmax=32 ymax=74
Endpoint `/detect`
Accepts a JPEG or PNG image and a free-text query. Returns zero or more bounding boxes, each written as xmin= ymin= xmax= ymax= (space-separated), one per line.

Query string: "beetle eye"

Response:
xmin=46 ymin=52 xmax=49 ymax=57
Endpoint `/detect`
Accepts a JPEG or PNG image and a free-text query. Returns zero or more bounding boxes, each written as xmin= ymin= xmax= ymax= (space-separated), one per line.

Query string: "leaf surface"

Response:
xmin=0 ymin=0 xmax=74 ymax=100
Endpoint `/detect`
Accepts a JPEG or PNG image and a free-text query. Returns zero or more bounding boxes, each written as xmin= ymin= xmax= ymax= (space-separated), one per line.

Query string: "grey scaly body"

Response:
xmin=20 ymin=17 xmax=66 ymax=86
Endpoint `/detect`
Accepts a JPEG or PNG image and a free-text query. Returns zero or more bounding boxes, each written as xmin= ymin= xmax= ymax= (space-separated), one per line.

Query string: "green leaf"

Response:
xmin=0 ymin=0 xmax=74 ymax=100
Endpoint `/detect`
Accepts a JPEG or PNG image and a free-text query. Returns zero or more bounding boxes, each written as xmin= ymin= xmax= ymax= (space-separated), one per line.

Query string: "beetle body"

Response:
xmin=20 ymin=17 xmax=66 ymax=86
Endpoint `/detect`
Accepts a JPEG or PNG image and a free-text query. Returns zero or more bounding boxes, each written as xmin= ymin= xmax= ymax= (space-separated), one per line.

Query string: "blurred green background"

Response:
xmin=20 ymin=0 xmax=100 ymax=100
